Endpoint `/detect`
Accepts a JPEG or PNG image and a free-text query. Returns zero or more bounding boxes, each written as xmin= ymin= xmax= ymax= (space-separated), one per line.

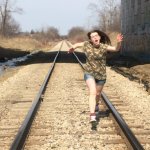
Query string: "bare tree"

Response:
xmin=68 ymin=27 xmax=87 ymax=42
xmin=0 ymin=0 xmax=22 ymax=36
xmin=33 ymin=26 xmax=60 ymax=44
xmin=6 ymin=15 xmax=20 ymax=35
xmin=89 ymin=0 xmax=121 ymax=32
xmin=46 ymin=27 xmax=60 ymax=40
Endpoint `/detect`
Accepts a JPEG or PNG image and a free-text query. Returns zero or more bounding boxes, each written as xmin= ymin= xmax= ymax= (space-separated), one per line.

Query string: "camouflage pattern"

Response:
xmin=83 ymin=41 xmax=108 ymax=80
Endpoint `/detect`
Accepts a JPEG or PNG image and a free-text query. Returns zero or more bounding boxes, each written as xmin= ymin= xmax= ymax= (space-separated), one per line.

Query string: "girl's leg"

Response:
xmin=96 ymin=84 xmax=104 ymax=105
xmin=85 ymin=78 xmax=97 ymax=115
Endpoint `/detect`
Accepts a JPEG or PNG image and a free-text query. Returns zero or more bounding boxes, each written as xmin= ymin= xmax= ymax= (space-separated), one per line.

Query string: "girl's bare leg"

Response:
xmin=85 ymin=78 xmax=97 ymax=114
xmin=96 ymin=85 xmax=104 ymax=105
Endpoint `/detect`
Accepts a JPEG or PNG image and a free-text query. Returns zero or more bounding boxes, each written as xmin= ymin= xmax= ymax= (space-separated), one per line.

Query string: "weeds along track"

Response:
xmin=0 ymin=40 xmax=148 ymax=149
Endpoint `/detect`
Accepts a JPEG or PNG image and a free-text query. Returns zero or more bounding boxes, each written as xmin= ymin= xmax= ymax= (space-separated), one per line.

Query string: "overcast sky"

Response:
xmin=13 ymin=0 xmax=100 ymax=35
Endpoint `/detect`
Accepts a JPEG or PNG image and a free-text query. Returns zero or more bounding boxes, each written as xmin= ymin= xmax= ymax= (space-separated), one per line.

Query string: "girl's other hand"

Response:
xmin=68 ymin=47 xmax=74 ymax=53
xmin=117 ymin=34 xmax=123 ymax=42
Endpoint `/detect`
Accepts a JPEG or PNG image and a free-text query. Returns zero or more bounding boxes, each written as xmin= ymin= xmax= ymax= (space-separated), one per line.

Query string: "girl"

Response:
xmin=68 ymin=30 xmax=123 ymax=123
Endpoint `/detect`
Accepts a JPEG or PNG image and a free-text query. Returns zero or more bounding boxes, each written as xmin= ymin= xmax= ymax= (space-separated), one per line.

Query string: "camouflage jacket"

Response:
xmin=83 ymin=41 xmax=108 ymax=80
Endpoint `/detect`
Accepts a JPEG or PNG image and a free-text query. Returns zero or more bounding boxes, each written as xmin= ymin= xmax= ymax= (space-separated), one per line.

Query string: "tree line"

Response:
xmin=0 ymin=0 xmax=121 ymax=40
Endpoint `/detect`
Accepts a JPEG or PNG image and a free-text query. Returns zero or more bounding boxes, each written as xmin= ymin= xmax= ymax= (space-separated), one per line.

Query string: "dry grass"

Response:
xmin=0 ymin=36 xmax=54 ymax=52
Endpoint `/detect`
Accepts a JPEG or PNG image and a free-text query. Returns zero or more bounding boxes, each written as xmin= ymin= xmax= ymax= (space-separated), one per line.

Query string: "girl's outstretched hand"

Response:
xmin=68 ymin=47 xmax=74 ymax=53
xmin=117 ymin=34 xmax=123 ymax=42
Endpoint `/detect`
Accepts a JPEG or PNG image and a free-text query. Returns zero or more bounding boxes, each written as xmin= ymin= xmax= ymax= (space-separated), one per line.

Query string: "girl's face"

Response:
xmin=90 ymin=32 xmax=101 ymax=46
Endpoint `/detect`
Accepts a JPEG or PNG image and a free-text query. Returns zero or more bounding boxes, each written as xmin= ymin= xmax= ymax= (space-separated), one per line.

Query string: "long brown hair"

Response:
xmin=87 ymin=30 xmax=111 ymax=45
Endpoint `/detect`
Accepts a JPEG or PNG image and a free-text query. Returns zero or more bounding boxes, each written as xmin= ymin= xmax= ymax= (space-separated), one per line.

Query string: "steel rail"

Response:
xmin=101 ymin=93 xmax=144 ymax=150
xmin=66 ymin=41 xmax=84 ymax=68
xmin=10 ymin=42 xmax=63 ymax=150
xmin=72 ymin=51 xmax=84 ymax=69
xmin=67 ymin=41 xmax=144 ymax=150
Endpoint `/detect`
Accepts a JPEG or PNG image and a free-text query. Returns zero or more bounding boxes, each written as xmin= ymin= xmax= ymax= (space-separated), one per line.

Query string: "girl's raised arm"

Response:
xmin=106 ymin=34 xmax=123 ymax=52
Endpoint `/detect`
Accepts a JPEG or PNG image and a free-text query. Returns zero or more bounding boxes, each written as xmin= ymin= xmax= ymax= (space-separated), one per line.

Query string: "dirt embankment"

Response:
xmin=107 ymin=54 xmax=150 ymax=94
xmin=107 ymin=32 xmax=150 ymax=93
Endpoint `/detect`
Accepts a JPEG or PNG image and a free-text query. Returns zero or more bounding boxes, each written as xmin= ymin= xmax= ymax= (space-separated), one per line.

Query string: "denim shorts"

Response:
xmin=84 ymin=73 xmax=106 ymax=85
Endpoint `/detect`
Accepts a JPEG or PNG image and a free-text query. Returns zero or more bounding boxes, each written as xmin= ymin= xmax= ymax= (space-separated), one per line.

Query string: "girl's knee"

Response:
xmin=96 ymin=92 xmax=100 ymax=96
xmin=89 ymin=91 xmax=97 ymax=96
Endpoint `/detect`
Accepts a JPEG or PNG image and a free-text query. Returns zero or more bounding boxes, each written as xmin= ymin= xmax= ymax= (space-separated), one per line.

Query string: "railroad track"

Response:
xmin=0 ymin=40 xmax=149 ymax=149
